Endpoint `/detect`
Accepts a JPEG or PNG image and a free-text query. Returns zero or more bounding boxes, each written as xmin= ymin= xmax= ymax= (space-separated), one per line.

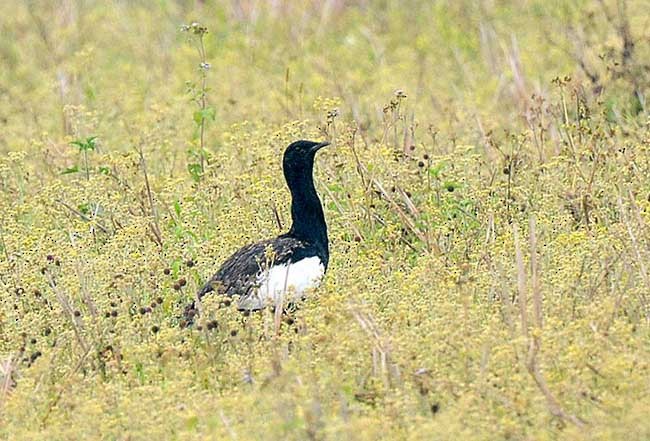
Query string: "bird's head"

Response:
xmin=282 ymin=140 xmax=329 ymax=182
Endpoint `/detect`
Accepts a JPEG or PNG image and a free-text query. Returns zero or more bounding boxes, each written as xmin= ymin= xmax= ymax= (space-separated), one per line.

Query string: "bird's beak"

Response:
xmin=312 ymin=141 xmax=330 ymax=152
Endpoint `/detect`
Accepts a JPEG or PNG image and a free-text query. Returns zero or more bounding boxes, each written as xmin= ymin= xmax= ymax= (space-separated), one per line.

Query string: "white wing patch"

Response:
xmin=238 ymin=256 xmax=325 ymax=310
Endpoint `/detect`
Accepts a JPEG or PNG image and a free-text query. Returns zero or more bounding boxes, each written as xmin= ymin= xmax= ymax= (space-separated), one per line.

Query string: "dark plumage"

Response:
xmin=183 ymin=140 xmax=330 ymax=325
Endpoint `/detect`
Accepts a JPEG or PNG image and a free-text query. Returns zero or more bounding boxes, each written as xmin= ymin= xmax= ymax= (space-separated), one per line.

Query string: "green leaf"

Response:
xmin=328 ymin=183 xmax=343 ymax=193
xmin=61 ymin=165 xmax=80 ymax=175
xmin=185 ymin=415 xmax=199 ymax=431
xmin=171 ymin=258 xmax=182 ymax=278
xmin=78 ymin=203 xmax=90 ymax=215
xmin=187 ymin=163 xmax=202 ymax=182
xmin=193 ymin=107 xmax=216 ymax=125
xmin=98 ymin=166 xmax=111 ymax=175
xmin=70 ymin=136 xmax=98 ymax=152
xmin=173 ymin=225 xmax=185 ymax=239
xmin=173 ymin=200 xmax=182 ymax=217
xmin=428 ymin=162 xmax=445 ymax=179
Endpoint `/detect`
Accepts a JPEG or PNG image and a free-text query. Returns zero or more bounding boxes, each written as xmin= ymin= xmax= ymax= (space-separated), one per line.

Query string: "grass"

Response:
xmin=1 ymin=1 xmax=649 ymax=440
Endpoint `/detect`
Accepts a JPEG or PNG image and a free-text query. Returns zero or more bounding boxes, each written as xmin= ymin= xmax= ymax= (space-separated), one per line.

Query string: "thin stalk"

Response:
xmin=198 ymin=33 xmax=207 ymax=174
xmin=84 ymin=149 xmax=89 ymax=180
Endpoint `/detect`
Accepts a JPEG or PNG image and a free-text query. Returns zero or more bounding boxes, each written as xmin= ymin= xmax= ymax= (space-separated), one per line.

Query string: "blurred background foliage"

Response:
xmin=0 ymin=1 xmax=649 ymax=440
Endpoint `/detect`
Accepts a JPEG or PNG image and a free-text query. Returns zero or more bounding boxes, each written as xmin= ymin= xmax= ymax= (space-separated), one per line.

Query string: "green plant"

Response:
xmin=181 ymin=22 xmax=213 ymax=181
xmin=69 ymin=136 xmax=97 ymax=180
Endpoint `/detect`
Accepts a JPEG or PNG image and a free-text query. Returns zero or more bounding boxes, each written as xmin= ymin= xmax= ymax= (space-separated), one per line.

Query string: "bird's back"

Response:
xmin=183 ymin=234 xmax=326 ymax=323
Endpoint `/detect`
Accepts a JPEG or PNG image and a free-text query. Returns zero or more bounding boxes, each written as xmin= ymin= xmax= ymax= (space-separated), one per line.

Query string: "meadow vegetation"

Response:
xmin=0 ymin=1 xmax=649 ymax=439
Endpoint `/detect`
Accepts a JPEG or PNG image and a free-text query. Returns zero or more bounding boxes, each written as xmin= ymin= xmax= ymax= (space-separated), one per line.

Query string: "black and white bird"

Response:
xmin=183 ymin=140 xmax=330 ymax=325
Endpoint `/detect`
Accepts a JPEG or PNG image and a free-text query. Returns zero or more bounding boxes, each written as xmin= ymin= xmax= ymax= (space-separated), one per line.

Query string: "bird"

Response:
xmin=183 ymin=140 xmax=330 ymax=325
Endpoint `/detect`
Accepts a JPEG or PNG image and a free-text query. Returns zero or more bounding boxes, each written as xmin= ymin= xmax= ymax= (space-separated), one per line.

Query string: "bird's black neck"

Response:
xmin=285 ymin=167 xmax=328 ymax=258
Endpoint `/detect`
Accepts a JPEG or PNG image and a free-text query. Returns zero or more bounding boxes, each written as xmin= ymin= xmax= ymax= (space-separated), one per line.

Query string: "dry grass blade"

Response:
xmin=41 ymin=345 xmax=93 ymax=426
xmin=320 ymin=181 xmax=364 ymax=241
xmin=513 ymin=223 xmax=528 ymax=337
xmin=274 ymin=264 xmax=291 ymax=336
xmin=56 ymin=199 xmax=109 ymax=234
xmin=371 ymin=178 xmax=434 ymax=252
xmin=529 ymin=217 xmax=542 ymax=327
xmin=0 ymin=354 xmax=17 ymax=409
xmin=617 ymin=190 xmax=649 ymax=317
xmin=45 ymin=271 xmax=89 ymax=353
xmin=515 ymin=218 xmax=587 ymax=427
xmin=138 ymin=147 xmax=163 ymax=249
xmin=348 ymin=303 xmax=400 ymax=386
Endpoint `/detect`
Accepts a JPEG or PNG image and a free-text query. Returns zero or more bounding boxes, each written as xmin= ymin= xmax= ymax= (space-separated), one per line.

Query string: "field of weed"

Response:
xmin=1 ymin=1 xmax=649 ymax=439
